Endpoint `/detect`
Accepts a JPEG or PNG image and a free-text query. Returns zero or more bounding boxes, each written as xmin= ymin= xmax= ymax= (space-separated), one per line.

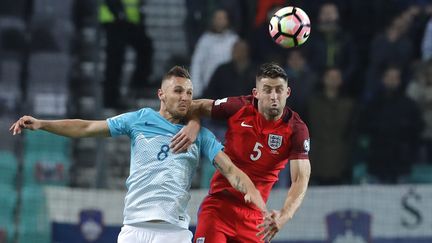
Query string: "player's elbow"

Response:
xmin=191 ymin=99 xmax=212 ymax=117
xmin=79 ymin=120 xmax=98 ymax=137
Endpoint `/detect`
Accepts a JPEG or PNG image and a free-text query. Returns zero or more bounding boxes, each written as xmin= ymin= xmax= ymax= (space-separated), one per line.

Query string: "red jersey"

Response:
xmin=209 ymin=96 xmax=310 ymax=205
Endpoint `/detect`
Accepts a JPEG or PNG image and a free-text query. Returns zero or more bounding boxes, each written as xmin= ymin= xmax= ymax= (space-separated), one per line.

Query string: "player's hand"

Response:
xmin=9 ymin=115 xmax=42 ymax=135
xmin=170 ymin=121 xmax=199 ymax=153
xmin=257 ymin=210 xmax=283 ymax=242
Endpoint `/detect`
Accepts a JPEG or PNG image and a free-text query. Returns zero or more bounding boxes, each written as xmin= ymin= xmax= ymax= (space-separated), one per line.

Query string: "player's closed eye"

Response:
xmin=263 ymin=88 xmax=272 ymax=94
xmin=264 ymin=88 xmax=282 ymax=94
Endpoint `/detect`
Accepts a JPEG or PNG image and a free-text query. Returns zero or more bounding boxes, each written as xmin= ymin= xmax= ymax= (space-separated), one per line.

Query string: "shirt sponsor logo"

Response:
xmin=144 ymin=121 xmax=156 ymax=126
xmin=268 ymin=134 xmax=283 ymax=150
xmin=241 ymin=121 xmax=253 ymax=128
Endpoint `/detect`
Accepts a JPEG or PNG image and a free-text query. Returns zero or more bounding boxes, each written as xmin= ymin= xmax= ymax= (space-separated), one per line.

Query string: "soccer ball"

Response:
xmin=269 ymin=6 xmax=311 ymax=48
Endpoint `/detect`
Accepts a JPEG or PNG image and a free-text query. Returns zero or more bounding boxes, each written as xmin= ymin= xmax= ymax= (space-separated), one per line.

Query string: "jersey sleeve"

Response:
xmin=211 ymin=95 xmax=253 ymax=119
xmin=288 ymin=121 xmax=310 ymax=160
xmin=198 ymin=127 xmax=224 ymax=163
xmin=106 ymin=111 xmax=139 ymax=137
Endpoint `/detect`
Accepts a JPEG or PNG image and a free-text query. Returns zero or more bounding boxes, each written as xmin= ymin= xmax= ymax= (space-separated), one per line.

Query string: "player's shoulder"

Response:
xmin=114 ymin=107 xmax=151 ymax=116
xmin=197 ymin=126 xmax=215 ymax=139
xmin=212 ymin=95 xmax=254 ymax=119
xmin=288 ymin=108 xmax=310 ymax=139
xmin=283 ymin=107 xmax=308 ymax=130
xmin=290 ymin=109 xmax=307 ymax=126
xmin=113 ymin=107 xmax=155 ymax=123
xmin=136 ymin=107 xmax=153 ymax=116
xmin=214 ymin=95 xmax=253 ymax=107
xmin=127 ymin=107 xmax=156 ymax=120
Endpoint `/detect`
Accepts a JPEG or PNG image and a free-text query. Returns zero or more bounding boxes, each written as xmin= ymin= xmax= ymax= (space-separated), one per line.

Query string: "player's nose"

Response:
xmin=180 ymin=92 xmax=191 ymax=102
xmin=179 ymin=92 xmax=186 ymax=99
xmin=270 ymin=90 xmax=278 ymax=99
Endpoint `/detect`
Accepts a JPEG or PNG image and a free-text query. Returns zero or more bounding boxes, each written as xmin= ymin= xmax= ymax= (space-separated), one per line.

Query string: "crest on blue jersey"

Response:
xmin=268 ymin=134 xmax=283 ymax=150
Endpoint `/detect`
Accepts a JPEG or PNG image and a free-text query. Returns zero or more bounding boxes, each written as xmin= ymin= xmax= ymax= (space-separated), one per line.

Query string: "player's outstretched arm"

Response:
xmin=213 ymin=151 xmax=267 ymax=213
xmin=10 ymin=115 xmax=110 ymax=138
xmin=170 ymin=99 xmax=214 ymax=153
xmin=257 ymin=159 xmax=311 ymax=241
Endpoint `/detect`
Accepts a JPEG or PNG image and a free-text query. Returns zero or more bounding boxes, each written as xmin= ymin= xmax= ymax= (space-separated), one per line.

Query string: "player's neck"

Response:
xmin=159 ymin=109 xmax=182 ymax=124
xmin=261 ymin=111 xmax=283 ymax=121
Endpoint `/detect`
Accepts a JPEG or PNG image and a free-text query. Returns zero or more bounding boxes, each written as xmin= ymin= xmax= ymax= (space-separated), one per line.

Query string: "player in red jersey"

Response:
xmin=172 ymin=63 xmax=311 ymax=242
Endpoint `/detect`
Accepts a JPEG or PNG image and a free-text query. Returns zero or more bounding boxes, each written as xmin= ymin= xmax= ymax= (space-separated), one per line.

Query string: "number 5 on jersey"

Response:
xmin=250 ymin=142 xmax=263 ymax=161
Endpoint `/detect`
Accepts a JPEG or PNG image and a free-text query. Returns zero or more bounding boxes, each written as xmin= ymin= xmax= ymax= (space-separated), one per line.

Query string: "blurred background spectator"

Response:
xmin=99 ymin=0 xmax=153 ymax=109
xmin=284 ymin=49 xmax=317 ymax=118
xmin=407 ymin=60 xmax=432 ymax=164
xmin=304 ymin=3 xmax=358 ymax=95
xmin=202 ymin=39 xmax=255 ymax=99
xmin=251 ymin=5 xmax=287 ymax=65
xmin=363 ymin=16 xmax=414 ymax=102
xmin=190 ymin=8 xmax=238 ymax=98
xmin=423 ymin=18 xmax=432 ymax=60
xmin=422 ymin=5 xmax=432 ymax=61
xmin=307 ymin=67 xmax=355 ymax=185
xmin=360 ymin=66 xmax=424 ymax=183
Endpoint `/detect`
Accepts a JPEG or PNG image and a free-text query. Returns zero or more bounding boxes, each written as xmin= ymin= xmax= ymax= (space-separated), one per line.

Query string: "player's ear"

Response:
xmin=287 ymin=87 xmax=291 ymax=97
xmin=158 ymin=88 xmax=165 ymax=101
xmin=252 ymin=88 xmax=258 ymax=98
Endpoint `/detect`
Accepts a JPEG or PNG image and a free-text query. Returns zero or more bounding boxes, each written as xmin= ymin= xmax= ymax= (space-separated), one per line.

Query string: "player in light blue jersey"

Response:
xmin=10 ymin=66 xmax=268 ymax=243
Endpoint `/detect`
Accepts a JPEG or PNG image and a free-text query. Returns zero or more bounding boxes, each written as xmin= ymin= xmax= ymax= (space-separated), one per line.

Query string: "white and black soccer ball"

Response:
xmin=269 ymin=6 xmax=311 ymax=48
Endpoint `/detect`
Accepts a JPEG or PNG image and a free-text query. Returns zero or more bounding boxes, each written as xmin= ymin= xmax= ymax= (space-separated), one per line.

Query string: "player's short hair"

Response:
xmin=163 ymin=66 xmax=191 ymax=83
xmin=256 ymin=62 xmax=288 ymax=84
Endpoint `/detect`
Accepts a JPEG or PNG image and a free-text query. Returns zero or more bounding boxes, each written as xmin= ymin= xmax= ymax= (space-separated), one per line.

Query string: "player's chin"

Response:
xmin=176 ymin=108 xmax=188 ymax=117
xmin=269 ymin=108 xmax=282 ymax=116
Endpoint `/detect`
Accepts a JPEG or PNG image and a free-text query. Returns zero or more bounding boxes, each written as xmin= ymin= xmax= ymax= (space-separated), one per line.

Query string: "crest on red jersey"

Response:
xmin=268 ymin=134 xmax=283 ymax=150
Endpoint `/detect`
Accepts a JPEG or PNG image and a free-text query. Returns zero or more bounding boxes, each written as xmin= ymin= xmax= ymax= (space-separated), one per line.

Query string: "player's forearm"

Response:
xmin=225 ymin=167 xmax=254 ymax=195
xmin=190 ymin=99 xmax=213 ymax=117
xmin=184 ymin=117 xmax=201 ymax=133
xmin=40 ymin=119 xmax=101 ymax=138
xmin=214 ymin=152 xmax=266 ymax=211
xmin=280 ymin=174 xmax=309 ymax=223
xmin=227 ymin=169 xmax=267 ymax=211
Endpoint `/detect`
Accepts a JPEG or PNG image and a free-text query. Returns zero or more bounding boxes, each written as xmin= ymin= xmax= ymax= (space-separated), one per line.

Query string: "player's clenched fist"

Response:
xmin=9 ymin=115 xmax=41 ymax=135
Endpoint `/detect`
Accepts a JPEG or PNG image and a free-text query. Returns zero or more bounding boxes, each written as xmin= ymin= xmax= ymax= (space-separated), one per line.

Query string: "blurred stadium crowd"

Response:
xmin=1 ymin=0 xmax=432 ymax=191
xmin=1 ymin=0 xmax=432 ymax=242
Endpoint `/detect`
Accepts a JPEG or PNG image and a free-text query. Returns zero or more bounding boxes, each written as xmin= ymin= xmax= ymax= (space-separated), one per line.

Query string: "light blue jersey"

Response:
xmin=107 ymin=108 xmax=223 ymax=229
